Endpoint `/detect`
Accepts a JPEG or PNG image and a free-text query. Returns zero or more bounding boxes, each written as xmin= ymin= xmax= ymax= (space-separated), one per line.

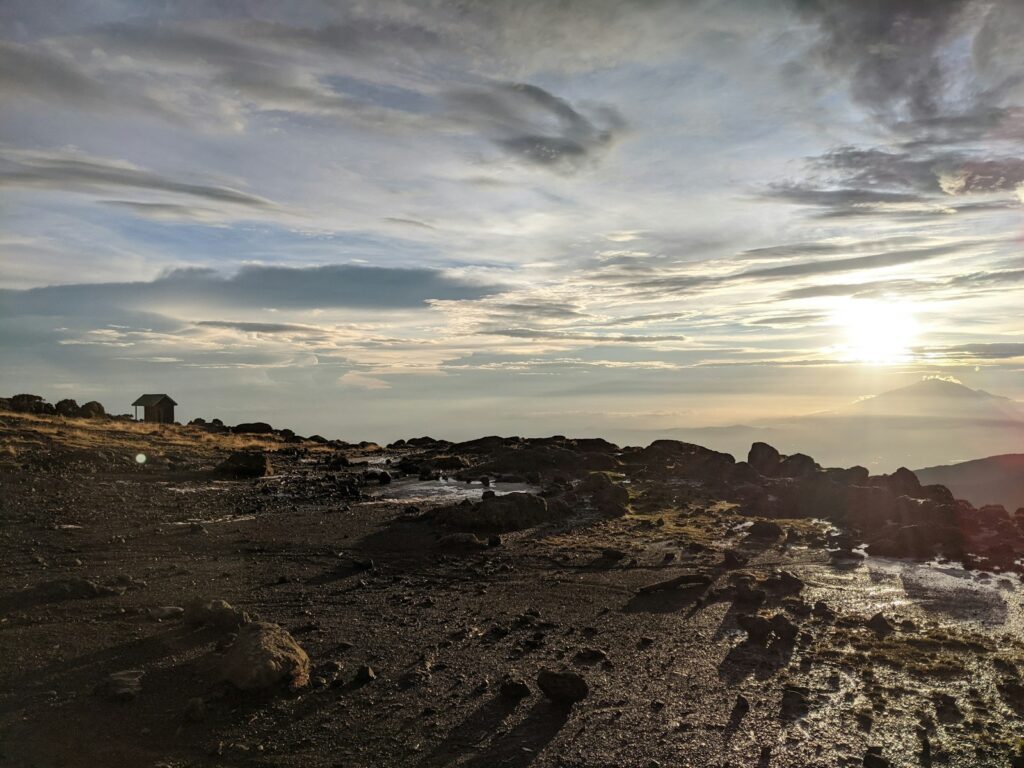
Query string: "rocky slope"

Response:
xmin=2 ymin=406 xmax=1024 ymax=767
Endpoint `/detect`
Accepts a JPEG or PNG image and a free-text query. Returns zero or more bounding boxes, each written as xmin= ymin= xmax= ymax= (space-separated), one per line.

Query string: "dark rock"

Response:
xmin=215 ymin=452 xmax=274 ymax=479
xmin=747 ymin=520 xmax=784 ymax=540
xmin=79 ymin=401 xmax=106 ymax=418
xmin=748 ymin=442 xmax=781 ymax=476
xmin=354 ymin=665 xmax=377 ymax=684
xmin=537 ymin=668 xmax=589 ymax=704
xmin=866 ymin=612 xmax=895 ymax=637
xmin=777 ymin=453 xmax=818 ymax=479
xmin=55 ymin=398 xmax=80 ymax=417
xmin=233 ymin=421 xmax=274 ymax=434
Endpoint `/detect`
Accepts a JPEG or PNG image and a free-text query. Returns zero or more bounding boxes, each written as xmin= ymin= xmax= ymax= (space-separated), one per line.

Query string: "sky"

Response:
xmin=1 ymin=0 xmax=1022 ymax=443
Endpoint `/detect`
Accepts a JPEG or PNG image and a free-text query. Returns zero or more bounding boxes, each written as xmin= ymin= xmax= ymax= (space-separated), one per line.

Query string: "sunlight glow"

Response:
xmin=832 ymin=299 xmax=920 ymax=365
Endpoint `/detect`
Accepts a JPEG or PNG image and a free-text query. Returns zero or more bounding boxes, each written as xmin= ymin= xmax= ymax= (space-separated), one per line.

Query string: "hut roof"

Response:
xmin=132 ymin=394 xmax=177 ymax=407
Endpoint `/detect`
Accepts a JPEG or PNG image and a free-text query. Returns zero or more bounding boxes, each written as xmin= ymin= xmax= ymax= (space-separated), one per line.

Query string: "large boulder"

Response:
xmin=79 ymin=401 xmax=106 ymax=418
xmin=435 ymin=492 xmax=553 ymax=532
xmin=215 ymin=451 xmax=274 ymax=479
xmin=219 ymin=622 xmax=310 ymax=691
xmin=748 ymin=442 xmax=782 ymax=476
xmin=233 ymin=421 xmax=274 ymax=434
xmin=55 ymin=398 xmax=81 ymax=417
xmin=776 ymin=453 xmax=818 ymax=479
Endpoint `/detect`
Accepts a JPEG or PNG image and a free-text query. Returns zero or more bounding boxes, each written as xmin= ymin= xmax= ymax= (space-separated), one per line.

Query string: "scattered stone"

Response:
xmin=866 ymin=612 xmax=895 ymax=638
xmin=354 ymin=665 xmax=377 ymax=684
xmin=219 ymin=622 xmax=310 ymax=691
xmin=537 ymin=668 xmax=589 ymax=704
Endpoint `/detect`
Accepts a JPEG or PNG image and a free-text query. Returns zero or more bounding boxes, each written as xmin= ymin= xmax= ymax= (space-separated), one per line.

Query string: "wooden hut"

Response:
xmin=132 ymin=394 xmax=177 ymax=424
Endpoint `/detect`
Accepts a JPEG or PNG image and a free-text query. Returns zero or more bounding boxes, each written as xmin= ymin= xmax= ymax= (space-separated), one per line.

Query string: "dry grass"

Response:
xmin=0 ymin=409 xmax=333 ymax=462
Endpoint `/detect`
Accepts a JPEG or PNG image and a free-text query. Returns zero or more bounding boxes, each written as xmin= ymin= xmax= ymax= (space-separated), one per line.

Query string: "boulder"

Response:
xmin=55 ymin=398 xmax=80 ymax=417
xmin=79 ymin=401 xmax=106 ymax=418
xmin=748 ymin=442 xmax=782 ymax=476
xmin=215 ymin=452 xmax=274 ymax=479
xmin=536 ymin=668 xmax=589 ymax=704
xmin=776 ymin=453 xmax=818 ymax=479
xmin=219 ymin=622 xmax=310 ymax=691
xmin=233 ymin=421 xmax=274 ymax=434
xmin=435 ymin=492 xmax=553 ymax=532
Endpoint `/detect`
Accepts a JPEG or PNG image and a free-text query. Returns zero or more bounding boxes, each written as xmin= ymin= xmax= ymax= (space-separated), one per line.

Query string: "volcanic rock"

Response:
xmin=219 ymin=622 xmax=310 ymax=691
xmin=215 ymin=452 xmax=274 ymax=479
xmin=537 ymin=668 xmax=589 ymax=704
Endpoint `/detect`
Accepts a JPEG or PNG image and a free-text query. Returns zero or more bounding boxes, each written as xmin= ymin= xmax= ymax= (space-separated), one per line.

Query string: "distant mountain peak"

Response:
xmin=862 ymin=377 xmax=1009 ymax=403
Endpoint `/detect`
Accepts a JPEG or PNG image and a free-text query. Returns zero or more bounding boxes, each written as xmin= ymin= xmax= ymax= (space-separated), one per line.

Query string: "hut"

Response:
xmin=132 ymin=394 xmax=177 ymax=424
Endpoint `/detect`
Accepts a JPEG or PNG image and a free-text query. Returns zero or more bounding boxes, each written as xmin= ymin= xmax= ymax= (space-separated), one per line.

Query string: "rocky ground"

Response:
xmin=2 ymin=407 xmax=1024 ymax=767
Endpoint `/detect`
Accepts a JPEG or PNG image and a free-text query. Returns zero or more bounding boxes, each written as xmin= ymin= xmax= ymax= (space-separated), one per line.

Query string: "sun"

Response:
xmin=832 ymin=299 xmax=920 ymax=364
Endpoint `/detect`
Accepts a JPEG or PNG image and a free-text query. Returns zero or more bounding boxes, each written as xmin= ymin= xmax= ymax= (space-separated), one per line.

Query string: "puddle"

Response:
xmin=368 ymin=476 xmax=540 ymax=504
xmin=800 ymin=555 xmax=1024 ymax=633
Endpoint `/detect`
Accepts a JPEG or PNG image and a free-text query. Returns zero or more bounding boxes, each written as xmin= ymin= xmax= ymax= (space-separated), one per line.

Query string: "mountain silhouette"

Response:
xmin=612 ymin=378 xmax=1024 ymax=471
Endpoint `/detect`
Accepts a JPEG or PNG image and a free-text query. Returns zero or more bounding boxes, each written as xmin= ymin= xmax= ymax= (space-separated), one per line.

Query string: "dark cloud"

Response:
xmin=0 ymin=264 xmax=505 ymax=316
xmin=447 ymin=82 xmax=626 ymax=171
xmin=791 ymin=0 xmax=1007 ymax=139
xmin=0 ymin=150 xmax=271 ymax=208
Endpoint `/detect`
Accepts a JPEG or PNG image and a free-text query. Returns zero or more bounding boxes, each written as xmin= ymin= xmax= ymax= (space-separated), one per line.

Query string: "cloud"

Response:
xmin=0 ymin=40 xmax=169 ymax=116
xmin=920 ymin=342 xmax=1024 ymax=360
xmin=0 ymin=148 xmax=272 ymax=208
xmin=0 ymin=263 xmax=506 ymax=316
xmin=478 ymin=328 xmax=688 ymax=343
xmin=195 ymin=320 xmax=328 ymax=334
xmin=339 ymin=371 xmax=391 ymax=390
xmin=791 ymin=0 xmax=1011 ymax=140
xmin=446 ymin=82 xmax=626 ymax=171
